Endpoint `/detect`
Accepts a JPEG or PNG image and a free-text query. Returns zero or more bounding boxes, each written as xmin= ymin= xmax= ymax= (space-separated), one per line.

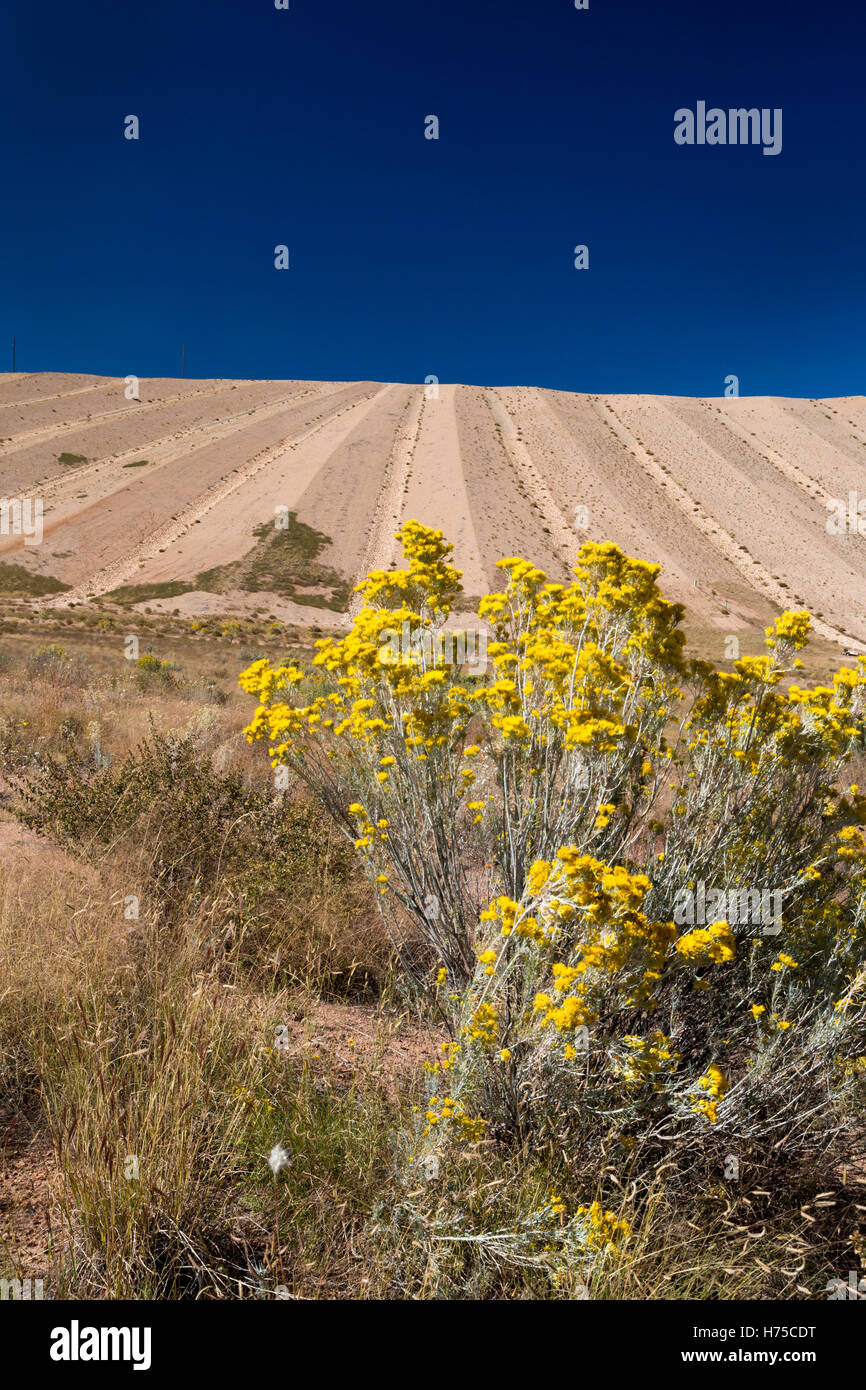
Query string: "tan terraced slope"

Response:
xmin=1 ymin=372 xmax=864 ymax=648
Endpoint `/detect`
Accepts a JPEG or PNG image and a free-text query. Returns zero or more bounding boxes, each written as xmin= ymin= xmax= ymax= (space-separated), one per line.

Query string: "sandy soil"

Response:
xmin=1 ymin=373 xmax=864 ymax=648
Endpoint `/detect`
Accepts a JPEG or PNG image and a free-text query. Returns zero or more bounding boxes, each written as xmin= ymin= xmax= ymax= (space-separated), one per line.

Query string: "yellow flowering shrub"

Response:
xmin=240 ymin=523 xmax=690 ymax=985
xmin=241 ymin=523 xmax=866 ymax=1260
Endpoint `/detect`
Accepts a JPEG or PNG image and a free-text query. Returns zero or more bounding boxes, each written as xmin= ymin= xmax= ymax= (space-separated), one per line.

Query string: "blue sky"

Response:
xmin=2 ymin=0 xmax=864 ymax=394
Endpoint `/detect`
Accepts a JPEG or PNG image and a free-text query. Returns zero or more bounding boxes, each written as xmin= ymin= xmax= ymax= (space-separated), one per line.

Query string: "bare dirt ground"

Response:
xmin=2 ymin=373 xmax=865 ymax=649
xmin=0 ymin=1120 xmax=63 ymax=1295
xmin=276 ymin=999 xmax=442 ymax=1102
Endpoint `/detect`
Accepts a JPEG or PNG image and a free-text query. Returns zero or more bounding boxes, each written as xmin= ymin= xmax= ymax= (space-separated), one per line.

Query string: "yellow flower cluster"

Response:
xmin=479 ymin=894 xmax=545 ymax=942
xmin=464 ymin=1001 xmax=498 ymax=1045
xmin=527 ymin=860 xmax=551 ymax=894
xmin=533 ymin=987 xmax=593 ymax=1033
xmin=355 ymin=520 xmax=463 ymax=616
xmin=770 ymin=952 xmax=799 ymax=972
xmin=572 ymin=1201 xmax=631 ymax=1251
xmin=613 ymin=1032 xmax=681 ymax=1090
xmin=347 ymin=802 xmax=388 ymax=850
xmin=424 ymin=1095 xmax=485 ymax=1142
xmin=751 ymin=1003 xmax=793 ymax=1034
xmin=689 ymin=1064 xmax=728 ymax=1123
xmin=675 ymin=921 xmax=736 ymax=965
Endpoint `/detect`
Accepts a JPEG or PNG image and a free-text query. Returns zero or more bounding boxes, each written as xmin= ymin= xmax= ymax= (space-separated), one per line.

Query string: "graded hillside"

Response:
xmin=1 ymin=372 xmax=865 ymax=649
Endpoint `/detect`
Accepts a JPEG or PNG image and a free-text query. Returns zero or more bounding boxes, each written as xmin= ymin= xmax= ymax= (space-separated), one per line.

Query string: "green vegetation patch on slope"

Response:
xmin=196 ymin=511 xmax=351 ymax=612
xmin=105 ymin=580 xmax=195 ymax=606
xmin=0 ymin=563 xmax=70 ymax=596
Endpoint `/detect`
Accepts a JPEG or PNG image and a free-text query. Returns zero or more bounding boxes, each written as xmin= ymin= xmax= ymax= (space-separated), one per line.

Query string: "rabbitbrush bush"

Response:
xmin=241 ymin=522 xmax=866 ymax=1275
